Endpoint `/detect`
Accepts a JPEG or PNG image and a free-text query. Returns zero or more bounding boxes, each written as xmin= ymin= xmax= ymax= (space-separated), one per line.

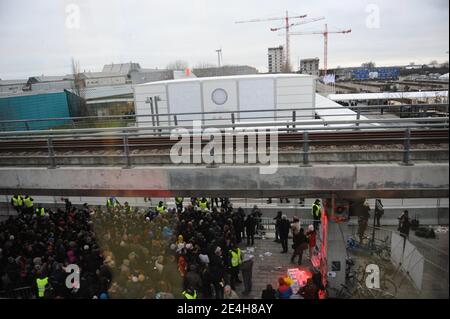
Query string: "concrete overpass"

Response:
xmin=0 ymin=163 xmax=448 ymax=199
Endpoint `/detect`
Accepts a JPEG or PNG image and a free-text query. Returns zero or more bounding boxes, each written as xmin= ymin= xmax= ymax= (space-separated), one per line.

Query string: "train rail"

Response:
xmin=0 ymin=129 xmax=448 ymax=153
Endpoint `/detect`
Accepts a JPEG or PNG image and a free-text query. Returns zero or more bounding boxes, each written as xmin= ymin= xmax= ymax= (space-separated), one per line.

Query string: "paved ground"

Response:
xmin=236 ymin=233 xmax=315 ymax=299
xmin=235 ymin=224 xmax=449 ymax=299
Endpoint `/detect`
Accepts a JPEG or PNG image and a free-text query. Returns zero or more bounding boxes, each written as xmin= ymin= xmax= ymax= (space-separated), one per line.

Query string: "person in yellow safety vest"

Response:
xmin=10 ymin=194 xmax=23 ymax=213
xmin=175 ymin=197 xmax=184 ymax=212
xmin=106 ymin=197 xmax=120 ymax=210
xmin=229 ymin=243 xmax=243 ymax=290
xmin=182 ymin=287 xmax=197 ymax=299
xmin=199 ymin=197 xmax=209 ymax=211
xmin=35 ymin=206 xmax=45 ymax=217
xmin=312 ymin=199 xmax=322 ymax=231
xmin=36 ymin=275 xmax=49 ymax=298
xmin=156 ymin=201 xmax=167 ymax=214
xmin=22 ymin=195 xmax=34 ymax=214
xmin=124 ymin=201 xmax=131 ymax=213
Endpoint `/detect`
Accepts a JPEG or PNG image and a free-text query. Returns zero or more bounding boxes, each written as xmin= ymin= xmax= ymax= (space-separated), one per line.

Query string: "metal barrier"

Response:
xmin=260 ymin=217 xmax=315 ymax=232
xmin=0 ymin=103 xmax=447 ymax=132
xmin=350 ymin=224 xmax=449 ymax=276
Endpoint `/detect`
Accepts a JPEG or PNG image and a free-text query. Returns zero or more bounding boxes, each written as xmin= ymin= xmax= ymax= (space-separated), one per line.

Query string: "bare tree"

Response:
xmin=71 ymin=57 xmax=89 ymax=116
xmin=361 ymin=61 xmax=376 ymax=69
xmin=429 ymin=60 xmax=439 ymax=67
xmin=166 ymin=60 xmax=189 ymax=70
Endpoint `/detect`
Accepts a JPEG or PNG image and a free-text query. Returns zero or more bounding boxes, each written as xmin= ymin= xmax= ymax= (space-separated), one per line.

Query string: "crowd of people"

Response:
xmin=1 ymin=195 xmax=330 ymax=299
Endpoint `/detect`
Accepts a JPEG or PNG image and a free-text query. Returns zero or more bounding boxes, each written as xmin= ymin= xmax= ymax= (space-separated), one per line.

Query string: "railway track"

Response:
xmin=0 ymin=129 xmax=448 ymax=153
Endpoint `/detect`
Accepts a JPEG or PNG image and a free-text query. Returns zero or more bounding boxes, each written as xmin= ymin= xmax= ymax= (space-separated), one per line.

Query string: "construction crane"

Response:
xmin=289 ymin=24 xmax=351 ymax=75
xmin=236 ymin=11 xmax=321 ymax=72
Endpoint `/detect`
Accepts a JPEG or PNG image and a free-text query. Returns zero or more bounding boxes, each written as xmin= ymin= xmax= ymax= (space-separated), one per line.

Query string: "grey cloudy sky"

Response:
xmin=0 ymin=0 xmax=448 ymax=79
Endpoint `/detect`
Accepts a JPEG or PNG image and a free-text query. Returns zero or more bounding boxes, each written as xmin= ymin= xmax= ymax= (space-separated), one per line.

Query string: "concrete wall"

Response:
xmin=0 ymin=163 xmax=448 ymax=198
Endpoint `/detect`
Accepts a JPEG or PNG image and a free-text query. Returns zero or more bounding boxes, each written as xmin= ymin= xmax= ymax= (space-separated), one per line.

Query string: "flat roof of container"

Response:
xmin=136 ymin=73 xmax=312 ymax=86
xmin=328 ymin=91 xmax=448 ymax=101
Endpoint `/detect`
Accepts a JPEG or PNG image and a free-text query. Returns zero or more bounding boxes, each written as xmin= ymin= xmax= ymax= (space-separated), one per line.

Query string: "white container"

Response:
xmin=133 ymin=74 xmax=315 ymax=128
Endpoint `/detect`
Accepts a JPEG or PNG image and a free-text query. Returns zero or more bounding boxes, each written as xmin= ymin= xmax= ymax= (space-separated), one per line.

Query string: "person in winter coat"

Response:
xmin=223 ymin=285 xmax=239 ymax=299
xmin=244 ymin=213 xmax=257 ymax=247
xmin=279 ymin=215 xmax=291 ymax=253
xmin=273 ymin=211 xmax=282 ymax=243
xmin=209 ymin=246 xmax=225 ymax=299
xmin=305 ymin=225 xmax=317 ymax=259
xmin=240 ymin=254 xmax=254 ymax=295
xmin=261 ymin=284 xmax=278 ymax=299
xmin=277 ymin=277 xmax=293 ymax=299
xmin=291 ymin=228 xmax=308 ymax=265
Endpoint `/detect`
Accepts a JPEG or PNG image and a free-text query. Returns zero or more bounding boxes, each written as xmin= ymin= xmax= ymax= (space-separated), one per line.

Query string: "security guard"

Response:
xmin=36 ymin=274 xmax=49 ymax=298
xmin=10 ymin=194 xmax=23 ymax=213
xmin=106 ymin=197 xmax=120 ymax=210
xmin=199 ymin=197 xmax=209 ymax=212
xmin=156 ymin=201 xmax=167 ymax=214
xmin=35 ymin=206 xmax=45 ymax=217
xmin=124 ymin=201 xmax=132 ymax=213
xmin=182 ymin=287 xmax=197 ymax=299
xmin=175 ymin=197 xmax=184 ymax=212
xmin=312 ymin=199 xmax=322 ymax=231
xmin=23 ymin=195 xmax=34 ymax=214
xmin=229 ymin=243 xmax=242 ymax=289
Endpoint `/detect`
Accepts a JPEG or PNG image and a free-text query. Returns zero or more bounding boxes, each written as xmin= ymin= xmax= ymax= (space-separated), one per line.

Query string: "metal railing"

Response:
xmin=349 ymin=224 xmax=449 ymax=276
xmin=0 ymin=105 xmax=447 ymax=168
xmin=0 ymin=103 xmax=448 ymax=132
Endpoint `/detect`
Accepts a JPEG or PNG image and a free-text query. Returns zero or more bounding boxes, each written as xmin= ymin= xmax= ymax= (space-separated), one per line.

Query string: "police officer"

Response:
xmin=228 ymin=243 xmax=243 ymax=290
xmin=124 ymin=201 xmax=132 ymax=213
xmin=156 ymin=201 xmax=167 ymax=214
xmin=175 ymin=197 xmax=184 ymax=213
xmin=312 ymin=199 xmax=322 ymax=231
xmin=106 ymin=197 xmax=120 ymax=211
xmin=35 ymin=206 xmax=45 ymax=217
xmin=182 ymin=286 xmax=197 ymax=299
xmin=199 ymin=197 xmax=209 ymax=212
xmin=22 ymin=195 xmax=34 ymax=215
xmin=36 ymin=272 xmax=50 ymax=298
xmin=10 ymin=194 xmax=23 ymax=213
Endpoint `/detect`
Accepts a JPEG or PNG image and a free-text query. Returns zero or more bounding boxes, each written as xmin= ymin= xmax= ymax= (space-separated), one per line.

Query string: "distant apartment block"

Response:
xmin=300 ymin=58 xmax=320 ymax=77
xmin=268 ymin=46 xmax=284 ymax=73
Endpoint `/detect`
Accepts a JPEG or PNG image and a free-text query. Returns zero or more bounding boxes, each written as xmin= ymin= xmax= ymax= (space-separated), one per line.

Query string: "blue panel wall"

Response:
xmin=0 ymin=91 xmax=71 ymax=131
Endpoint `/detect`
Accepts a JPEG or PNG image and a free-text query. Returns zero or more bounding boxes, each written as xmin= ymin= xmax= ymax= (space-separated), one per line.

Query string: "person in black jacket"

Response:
xmin=291 ymin=228 xmax=308 ymax=265
xmin=261 ymin=284 xmax=278 ymax=299
xmin=273 ymin=211 xmax=282 ymax=243
xmin=279 ymin=215 xmax=291 ymax=253
xmin=209 ymin=246 xmax=225 ymax=299
xmin=244 ymin=213 xmax=257 ymax=247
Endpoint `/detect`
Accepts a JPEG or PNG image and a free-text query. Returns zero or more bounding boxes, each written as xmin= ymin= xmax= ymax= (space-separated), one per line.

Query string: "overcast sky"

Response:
xmin=0 ymin=0 xmax=449 ymax=79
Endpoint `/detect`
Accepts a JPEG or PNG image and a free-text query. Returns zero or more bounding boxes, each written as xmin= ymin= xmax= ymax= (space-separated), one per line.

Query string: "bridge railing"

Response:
xmin=0 ymin=103 xmax=448 ymax=132
xmin=0 ymin=104 xmax=448 ymax=168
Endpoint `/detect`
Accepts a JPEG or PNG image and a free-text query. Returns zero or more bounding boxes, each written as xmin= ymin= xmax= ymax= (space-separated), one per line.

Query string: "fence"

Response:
xmin=0 ymin=115 xmax=447 ymax=168
xmin=0 ymin=103 xmax=448 ymax=132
